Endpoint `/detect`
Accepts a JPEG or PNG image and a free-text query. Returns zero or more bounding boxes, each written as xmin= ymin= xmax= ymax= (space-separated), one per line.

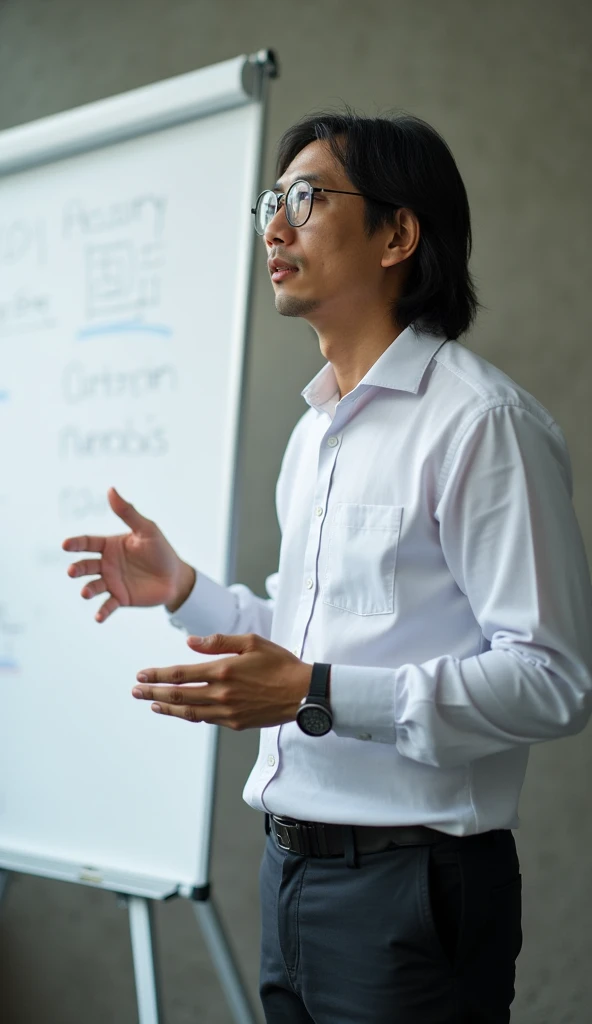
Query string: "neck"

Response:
xmin=309 ymin=305 xmax=405 ymax=398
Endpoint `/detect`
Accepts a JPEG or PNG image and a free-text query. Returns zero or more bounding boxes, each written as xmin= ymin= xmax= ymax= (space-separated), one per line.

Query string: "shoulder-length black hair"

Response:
xmin=276 ymin=110 xmax=479 ymax=340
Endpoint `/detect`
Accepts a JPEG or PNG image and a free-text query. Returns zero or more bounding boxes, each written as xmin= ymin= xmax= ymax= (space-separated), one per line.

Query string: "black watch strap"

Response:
xmin=309 ymin=662 xmax=331 ymax=702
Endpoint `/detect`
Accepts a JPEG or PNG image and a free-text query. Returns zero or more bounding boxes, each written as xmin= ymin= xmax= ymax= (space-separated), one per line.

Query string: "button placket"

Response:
xmin=290 ymin=423 xmax=342 ymax=652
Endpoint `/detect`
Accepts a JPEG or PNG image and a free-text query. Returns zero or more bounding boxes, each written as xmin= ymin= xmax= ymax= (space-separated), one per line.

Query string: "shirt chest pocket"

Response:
xmin=321 ymin=503 xmax=403 ymax=616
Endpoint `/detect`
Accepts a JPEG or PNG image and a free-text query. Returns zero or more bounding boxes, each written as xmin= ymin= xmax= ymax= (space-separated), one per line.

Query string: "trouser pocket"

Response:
xmin=423 ymin=844 xmax=464 ymax=968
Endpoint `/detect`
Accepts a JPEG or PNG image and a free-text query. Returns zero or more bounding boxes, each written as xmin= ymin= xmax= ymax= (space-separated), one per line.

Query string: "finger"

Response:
xmin=149 ymin=702 xmax=210 ymax=724
xmin=135 ymin=663 xmax=216 ymax=685
xmin=141 ymin=697 xmax=231 ymax=725
xmin=67 ymin=558 xmax=102 ymax=579
xmin=81 ymin=578 xmax=108 ymax=600
xmin=62 ymin=535 xmax=106 ymax=554
xmin=187 ymin=632 xmax=259 ymax=656
xmin=95 ymin=595 xmax=121 ymax=623
xmin=108 ymin=487 xmax=152 ymax=533
xmin=132 ymin=683 xmax=218 ymax=706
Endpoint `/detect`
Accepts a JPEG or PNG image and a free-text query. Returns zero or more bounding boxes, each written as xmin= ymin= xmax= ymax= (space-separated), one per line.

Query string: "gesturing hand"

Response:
xmin=62 ymin=487 xmax=194 ymax=622
xmin=132 ymin=633 xmax=313 ymax=731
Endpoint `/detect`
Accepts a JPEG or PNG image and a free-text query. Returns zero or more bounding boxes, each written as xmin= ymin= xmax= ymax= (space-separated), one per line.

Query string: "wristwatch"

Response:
xmin=296 ymin=662 xmax=333 ymax=736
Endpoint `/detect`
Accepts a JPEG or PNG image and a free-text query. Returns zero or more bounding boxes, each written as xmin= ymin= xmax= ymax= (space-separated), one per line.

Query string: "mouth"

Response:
xmin=268 ymin=257 xmax=300 ymax=283
xmin=271 ymin=266 xmax=299 ymax=283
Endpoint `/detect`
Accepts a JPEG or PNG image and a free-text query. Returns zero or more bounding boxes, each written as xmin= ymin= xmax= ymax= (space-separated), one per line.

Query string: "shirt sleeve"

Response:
xmin=168 ymin=570 xmax=278 ymax=640
xmin=330 ymin=402 xmax=592 ymax=768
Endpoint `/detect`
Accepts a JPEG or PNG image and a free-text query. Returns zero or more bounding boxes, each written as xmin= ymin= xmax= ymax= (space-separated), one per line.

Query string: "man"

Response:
xmin=64 ymin=112 xmax=592 ymax=1023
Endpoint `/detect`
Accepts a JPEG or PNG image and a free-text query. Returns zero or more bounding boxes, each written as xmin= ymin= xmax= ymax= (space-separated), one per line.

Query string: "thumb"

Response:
xmin=187 ymin=633 xmax=254 ymax=656
xmin=107 ymin=486 xmax=152 ymax=533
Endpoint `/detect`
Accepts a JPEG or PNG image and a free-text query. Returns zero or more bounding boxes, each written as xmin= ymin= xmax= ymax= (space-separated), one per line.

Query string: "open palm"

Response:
xmin=63 ymin=487 xmax=191 ymax=622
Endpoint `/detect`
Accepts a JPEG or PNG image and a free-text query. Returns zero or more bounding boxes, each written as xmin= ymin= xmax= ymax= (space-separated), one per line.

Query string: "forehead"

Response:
xmin=276 ymin=138 xmax=349 ymax=189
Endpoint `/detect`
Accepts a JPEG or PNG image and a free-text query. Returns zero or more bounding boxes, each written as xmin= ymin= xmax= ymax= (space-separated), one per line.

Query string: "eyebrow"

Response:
xmin=271 ymin=172 xmax=326 ymax=191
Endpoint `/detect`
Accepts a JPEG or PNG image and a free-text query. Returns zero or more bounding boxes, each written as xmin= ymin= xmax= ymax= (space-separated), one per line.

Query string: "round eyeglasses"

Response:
xmin=251 ymin=178 xmax=367 ymax=235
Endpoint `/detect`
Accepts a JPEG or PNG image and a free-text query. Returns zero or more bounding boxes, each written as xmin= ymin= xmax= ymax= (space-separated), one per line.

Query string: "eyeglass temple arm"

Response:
xmin=252 ymin=186 xmax=361 ymax=213
xmin=313 ymin=187 xmax=364 ymax=197
xmin=251 ymin=185 xmax=378 ymax=216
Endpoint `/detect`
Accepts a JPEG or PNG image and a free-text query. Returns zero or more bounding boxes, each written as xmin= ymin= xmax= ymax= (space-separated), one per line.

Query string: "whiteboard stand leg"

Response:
xmin=0 ymin=869 xmax=10 ymax=905
xmin=127 ymin=896 xmax=163 ymax=1024
xmin=193 ymin=897 xmax=258 ymax=1024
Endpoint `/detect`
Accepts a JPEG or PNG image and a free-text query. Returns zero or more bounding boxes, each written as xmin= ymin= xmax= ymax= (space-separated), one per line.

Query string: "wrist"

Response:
xmin=296 ymin=663 xmax=333 ymax=737
xmin=166 ymin=562 xmax=197 ymax=613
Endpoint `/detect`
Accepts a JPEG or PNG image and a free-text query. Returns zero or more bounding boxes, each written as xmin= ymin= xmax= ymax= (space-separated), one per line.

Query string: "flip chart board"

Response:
xmin=0 ymin=53 xmax=274 ymax=898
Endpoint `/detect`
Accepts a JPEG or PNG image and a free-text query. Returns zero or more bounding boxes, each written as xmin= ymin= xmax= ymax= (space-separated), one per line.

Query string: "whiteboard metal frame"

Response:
xmin=0 ymin=49 xmax=276 ymax=177
xmin=0 ymin=48 xmax=277 ymax=1024
xmin=0 ymin=847 xmax=178 ymax=899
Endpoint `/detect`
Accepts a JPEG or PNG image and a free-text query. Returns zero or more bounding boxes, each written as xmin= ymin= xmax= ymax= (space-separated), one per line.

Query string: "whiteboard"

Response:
xmin=0 ymin=54 xmax=271 ymax=898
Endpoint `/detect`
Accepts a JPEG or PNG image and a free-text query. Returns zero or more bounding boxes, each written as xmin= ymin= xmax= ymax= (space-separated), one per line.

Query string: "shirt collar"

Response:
xmin=301 ymin=324 xmax=448 ymax=415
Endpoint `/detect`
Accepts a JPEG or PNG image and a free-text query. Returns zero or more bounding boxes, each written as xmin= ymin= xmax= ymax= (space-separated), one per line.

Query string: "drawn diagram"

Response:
xmin=86 ymin=239 xmax=165 ymax=319
xmin=0 ymin=604 xmax=23 ymax=672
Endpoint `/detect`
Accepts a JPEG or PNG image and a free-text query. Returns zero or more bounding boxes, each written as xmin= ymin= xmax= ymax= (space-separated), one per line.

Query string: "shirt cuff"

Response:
xmin=330 ymin=663 xmax=397 ymax=743
xmin=167 ymin=570 xmax=240 ymax=637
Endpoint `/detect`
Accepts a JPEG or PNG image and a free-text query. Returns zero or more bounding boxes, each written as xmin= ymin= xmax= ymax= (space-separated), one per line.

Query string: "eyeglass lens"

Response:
xmin=255 ymin=192 xmax=278 ymax=235
xmin=286 ymin=181 xmax=313 ymax=227
xmin=255 ymin=180 xmax=313 ymax=234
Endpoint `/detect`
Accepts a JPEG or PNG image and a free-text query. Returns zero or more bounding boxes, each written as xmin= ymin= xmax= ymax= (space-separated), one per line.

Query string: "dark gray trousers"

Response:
xmin=259 ymin=828 xmax=522 ymax=1023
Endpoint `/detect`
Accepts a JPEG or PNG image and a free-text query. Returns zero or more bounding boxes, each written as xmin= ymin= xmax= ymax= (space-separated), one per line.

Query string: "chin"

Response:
xmin=275 ymin=293 xmax=319 ymax=318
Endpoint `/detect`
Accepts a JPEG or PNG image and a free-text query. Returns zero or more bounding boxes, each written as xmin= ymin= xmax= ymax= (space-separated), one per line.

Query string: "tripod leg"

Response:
xmin=127 ymin=896 xmax=163 ymax=1024
xmin=193 ymin=897 xmax=259 ymax=1024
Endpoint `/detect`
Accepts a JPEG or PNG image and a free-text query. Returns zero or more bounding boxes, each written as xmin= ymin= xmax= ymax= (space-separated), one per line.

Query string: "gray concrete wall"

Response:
xmin=0 ymin=1 xmax=590 ymax=1021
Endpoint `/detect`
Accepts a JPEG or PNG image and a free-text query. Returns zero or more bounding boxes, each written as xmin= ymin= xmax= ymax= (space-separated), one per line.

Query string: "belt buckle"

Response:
xmin=274 ymin=821 xmax=293 ymax=852
xmin=273 ymin=818 xmax=310 ymax=855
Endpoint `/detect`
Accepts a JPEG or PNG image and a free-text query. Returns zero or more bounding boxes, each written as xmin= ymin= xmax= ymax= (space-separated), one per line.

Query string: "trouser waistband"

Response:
xmin=266 ymin=813 xmax=469 ymax=859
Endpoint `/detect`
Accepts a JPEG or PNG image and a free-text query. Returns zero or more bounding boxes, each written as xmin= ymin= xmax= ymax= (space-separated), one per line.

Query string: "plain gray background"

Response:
xmin=0 ymin=1 xmax=591 ymax=1021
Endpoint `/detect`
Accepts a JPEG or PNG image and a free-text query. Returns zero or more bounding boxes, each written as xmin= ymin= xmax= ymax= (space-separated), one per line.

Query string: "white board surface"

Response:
xmin=0 ymin=55 xmax=268 ymax=896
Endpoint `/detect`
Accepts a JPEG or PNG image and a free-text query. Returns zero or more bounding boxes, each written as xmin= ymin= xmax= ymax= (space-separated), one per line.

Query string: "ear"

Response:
xmin=380 ymin=208 xmax=420 ymax=269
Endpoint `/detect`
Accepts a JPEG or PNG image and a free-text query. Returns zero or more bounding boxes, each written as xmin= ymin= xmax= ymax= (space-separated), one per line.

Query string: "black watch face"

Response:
xmin=298 ymin=704 xmax=332 ymax=736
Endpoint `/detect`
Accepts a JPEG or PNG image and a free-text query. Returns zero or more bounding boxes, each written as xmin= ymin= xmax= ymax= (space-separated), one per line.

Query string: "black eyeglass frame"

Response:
xmin=251 ymin=178 xmax=371 ymax=235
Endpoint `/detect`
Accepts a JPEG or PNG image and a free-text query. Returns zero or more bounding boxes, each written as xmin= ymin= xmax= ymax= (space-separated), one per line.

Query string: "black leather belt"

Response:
xmin=268 ymin=814 xmax=450 ymax=857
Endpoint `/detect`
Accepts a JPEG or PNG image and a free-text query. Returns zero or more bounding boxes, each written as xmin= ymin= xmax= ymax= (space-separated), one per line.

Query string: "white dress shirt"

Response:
xmin=170 ymin=324 xmax=592 ymax=835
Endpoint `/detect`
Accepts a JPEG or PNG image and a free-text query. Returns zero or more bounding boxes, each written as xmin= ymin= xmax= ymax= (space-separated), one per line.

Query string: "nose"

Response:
xmin=264 ymin=199 xmax=295 ymax=248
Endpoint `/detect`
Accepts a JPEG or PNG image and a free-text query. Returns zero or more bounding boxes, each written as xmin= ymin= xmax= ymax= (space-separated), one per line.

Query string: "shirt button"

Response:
xmin=327 ymin=436 xmax=338 ymax=447
xmin=314 ymin=506 xmax=323 ymax=516
xmin=358 ymin=733 xmax=372 ymax=741
xmin=267 ymin=755 xmax=276 ymax=767
xmin=305 ymin=578 xmax=314 ymax=589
